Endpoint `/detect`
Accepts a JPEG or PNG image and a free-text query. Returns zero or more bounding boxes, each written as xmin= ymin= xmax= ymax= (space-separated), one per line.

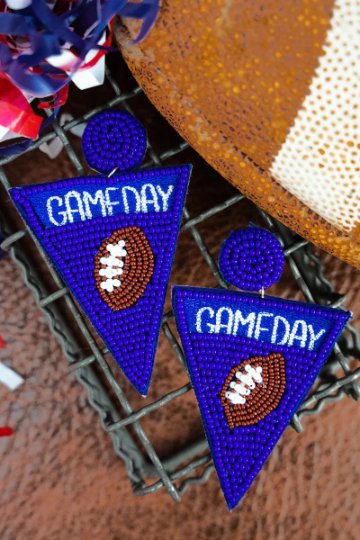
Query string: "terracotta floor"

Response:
xmin=1 ymin=201 xmax=359 ymax=539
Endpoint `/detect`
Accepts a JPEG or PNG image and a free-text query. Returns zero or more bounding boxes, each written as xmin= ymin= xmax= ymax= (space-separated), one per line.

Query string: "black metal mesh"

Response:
xmin=0 ymin=55 xmax=359 ymax=502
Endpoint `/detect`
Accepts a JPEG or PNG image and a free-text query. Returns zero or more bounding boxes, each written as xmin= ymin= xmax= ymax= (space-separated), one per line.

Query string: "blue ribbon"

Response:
xmin=0 ymin=13 xmax=36 ymax=35
xmin=0 ymin=0 xmax=160 ymax=95
xmin=120 ymin=1 xmax=160 ymax=44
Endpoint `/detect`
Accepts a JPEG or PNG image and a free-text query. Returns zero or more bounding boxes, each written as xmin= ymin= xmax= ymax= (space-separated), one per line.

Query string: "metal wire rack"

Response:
xmin=0 ymin=55 xmax=359 ymax=503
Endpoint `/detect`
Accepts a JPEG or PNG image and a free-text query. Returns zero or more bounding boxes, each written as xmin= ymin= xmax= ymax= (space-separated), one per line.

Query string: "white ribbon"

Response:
xmin=0 ymin=362 xmax=24 ymax=391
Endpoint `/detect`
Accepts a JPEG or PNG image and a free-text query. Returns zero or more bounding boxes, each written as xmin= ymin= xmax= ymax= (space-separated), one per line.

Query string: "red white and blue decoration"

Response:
xmin=172 ymin=226 xmax=351 ymax=510
xmin=10 ymin=110 xmax=191 ymax=395
xmin=0 ymin=0 xmax=160 ymax=155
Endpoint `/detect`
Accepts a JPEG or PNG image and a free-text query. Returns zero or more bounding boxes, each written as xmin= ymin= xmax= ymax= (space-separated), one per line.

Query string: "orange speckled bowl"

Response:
xmin=115 ymin=0 xmax=360 ymax=269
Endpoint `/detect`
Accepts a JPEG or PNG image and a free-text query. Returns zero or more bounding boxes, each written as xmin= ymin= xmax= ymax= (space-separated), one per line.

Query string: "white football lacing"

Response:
xmin=225 ymin=365 xmax=263 ymax=405
xmin=99 ymin=240 xmax=127 ymax=293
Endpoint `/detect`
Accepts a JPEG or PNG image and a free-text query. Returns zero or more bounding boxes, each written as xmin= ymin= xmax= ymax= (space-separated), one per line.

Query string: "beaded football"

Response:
xmin=220 ymin=352 xmax=286 ymax=429
xmin=94 ymin=227 xmax=155 ymax=310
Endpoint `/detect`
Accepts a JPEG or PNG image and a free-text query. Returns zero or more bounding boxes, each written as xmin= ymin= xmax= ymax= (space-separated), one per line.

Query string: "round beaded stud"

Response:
xmin=82 ymin=110 xmax=147 ymax=174
xmin=219 ymin=225 xmax=285 ymax=292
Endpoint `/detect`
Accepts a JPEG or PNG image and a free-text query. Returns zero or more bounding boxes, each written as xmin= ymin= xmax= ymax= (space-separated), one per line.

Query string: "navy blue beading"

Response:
xmin=172 ymin=285 xmax=351 ymax=509
xmin=10 ymin=166 xmax=191 ymax=395
xmin=219 ymin=226 xmax=285 ymax=291
xmin=82 ymin=110 xmax=147 ymax=174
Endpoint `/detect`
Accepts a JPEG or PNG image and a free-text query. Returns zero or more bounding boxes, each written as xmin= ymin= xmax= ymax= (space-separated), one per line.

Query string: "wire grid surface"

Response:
xmin=0 ymin=59 xmax=359 ymax=503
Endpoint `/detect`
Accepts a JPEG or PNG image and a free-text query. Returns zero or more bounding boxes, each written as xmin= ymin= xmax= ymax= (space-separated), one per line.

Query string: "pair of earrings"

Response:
xmin=11 ymin=111 xmax=350 ymax=510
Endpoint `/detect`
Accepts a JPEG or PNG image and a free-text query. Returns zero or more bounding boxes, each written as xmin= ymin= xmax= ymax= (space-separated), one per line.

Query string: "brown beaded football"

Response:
xmin=94 ymin=226 xmax=154 ymax=311
xmin=220 ymin=353 xmax=286 ymax=429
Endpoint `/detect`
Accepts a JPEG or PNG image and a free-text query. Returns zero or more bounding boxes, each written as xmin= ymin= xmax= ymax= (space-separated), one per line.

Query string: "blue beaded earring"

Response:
xmin=172 ymin=225 xmax=351 ymax=510
xmin=82 ymin=110 xmax=147 ymax=174
xmin=10 ymin=110 xmax=191 ymax=395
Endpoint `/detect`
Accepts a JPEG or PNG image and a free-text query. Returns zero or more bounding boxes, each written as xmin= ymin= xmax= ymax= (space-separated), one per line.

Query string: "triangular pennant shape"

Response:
xmin=172 ymin=286 xmax=351 ymax=509
xmin=11 ymin=165 xmax=191 ymax=395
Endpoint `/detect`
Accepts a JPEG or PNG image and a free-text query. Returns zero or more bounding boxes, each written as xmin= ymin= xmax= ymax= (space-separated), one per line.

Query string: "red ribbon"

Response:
xmin=0 ymin=28 xmax=111 ymax=140
xmin=0 ymin=426 xmax=14 ymax=437
xmin=0 ymin=74 xmax=43 ymax=140
xmin=38 ymin=85 xmax=69 ymax=109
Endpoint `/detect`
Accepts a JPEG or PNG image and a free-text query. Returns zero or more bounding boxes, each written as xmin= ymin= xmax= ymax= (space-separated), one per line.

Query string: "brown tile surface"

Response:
xmin=0 ymin=225 xmax=359 ymax=539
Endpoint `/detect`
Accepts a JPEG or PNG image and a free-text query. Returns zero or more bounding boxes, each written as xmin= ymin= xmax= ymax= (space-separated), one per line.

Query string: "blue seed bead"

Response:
xmin=82 ymin=110 xmax=147 ymax=173
xmin=219 ymin=226 xmax=285 ymax=291
xmin=170 ymin=285 xmax=349 ymax=509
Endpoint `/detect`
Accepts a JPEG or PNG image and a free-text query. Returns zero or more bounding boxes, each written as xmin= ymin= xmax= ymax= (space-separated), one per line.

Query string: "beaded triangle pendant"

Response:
xmin=11 ymin=111 xmax=191 ymax=395
xmin=172 ymin=226 xmax=351 ymax=510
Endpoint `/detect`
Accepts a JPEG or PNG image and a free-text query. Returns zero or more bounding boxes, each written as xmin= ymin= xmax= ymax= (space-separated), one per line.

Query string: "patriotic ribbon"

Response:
xmin=0 ymin=0 xmax=160 ymax=152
